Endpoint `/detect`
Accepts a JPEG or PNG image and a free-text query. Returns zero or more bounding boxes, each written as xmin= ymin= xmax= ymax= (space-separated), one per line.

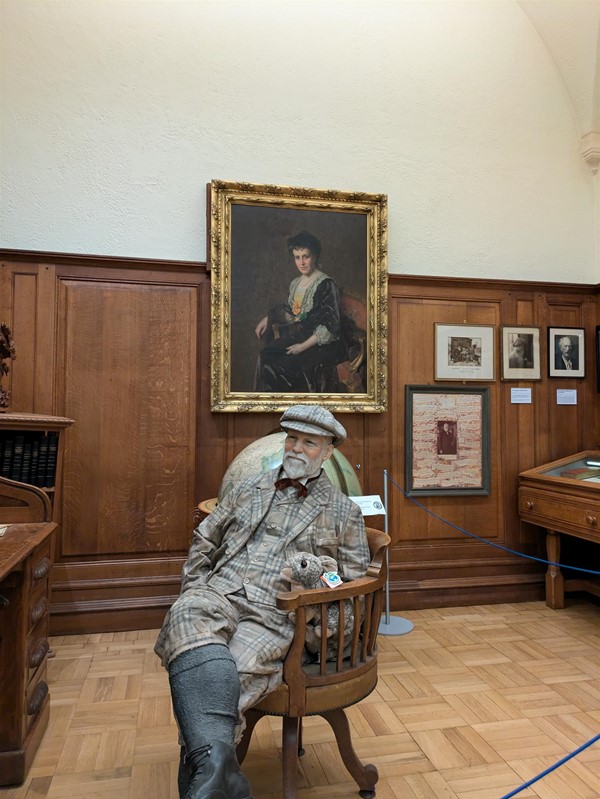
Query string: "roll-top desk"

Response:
xmin=0 ymin=478 xmax=56 ymax=785
xmin=519 ymin=451 xmax=600 ymax=609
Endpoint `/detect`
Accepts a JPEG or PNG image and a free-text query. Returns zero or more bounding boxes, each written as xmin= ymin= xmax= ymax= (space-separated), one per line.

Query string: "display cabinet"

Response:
xmin=0 ymin=520 xmax=57 ymax=785
xmin=519 ymin=451 xmax=600 ymax=608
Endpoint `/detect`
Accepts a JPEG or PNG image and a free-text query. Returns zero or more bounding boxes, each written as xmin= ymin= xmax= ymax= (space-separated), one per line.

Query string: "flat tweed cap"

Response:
xmin=279 ymin=404 xmax=347 ymax=447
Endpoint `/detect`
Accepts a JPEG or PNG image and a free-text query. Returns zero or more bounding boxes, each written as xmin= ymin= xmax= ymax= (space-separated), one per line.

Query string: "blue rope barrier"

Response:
xmin=386 ymin=472 xmax=600 ymax=576
xmin=497 ymin=733 xmax=600 ymax=798
xmin=384 ymin=471 xmax=600 ymax=797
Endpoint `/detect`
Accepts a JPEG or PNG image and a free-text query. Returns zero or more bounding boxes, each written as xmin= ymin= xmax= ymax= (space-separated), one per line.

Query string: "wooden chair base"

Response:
xmin=237 ymin=708 xmax=379 ymax=799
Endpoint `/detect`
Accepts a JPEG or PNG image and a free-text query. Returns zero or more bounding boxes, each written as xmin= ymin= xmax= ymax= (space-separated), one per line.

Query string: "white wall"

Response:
xmin=0 ymin=0 xmax=597 ymax=281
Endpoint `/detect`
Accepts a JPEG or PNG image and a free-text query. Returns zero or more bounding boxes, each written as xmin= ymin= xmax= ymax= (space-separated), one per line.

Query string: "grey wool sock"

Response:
xmin=169 ymin=643 xmax=240 ymax=752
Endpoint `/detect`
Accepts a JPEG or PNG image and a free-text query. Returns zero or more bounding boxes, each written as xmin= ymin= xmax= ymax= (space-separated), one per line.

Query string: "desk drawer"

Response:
xmin=519 ymin=487 xmax=600 ymax=540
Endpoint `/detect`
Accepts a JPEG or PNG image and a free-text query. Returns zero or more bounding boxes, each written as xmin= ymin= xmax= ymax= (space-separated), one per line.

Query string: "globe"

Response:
xmin=218 ymin=431 xmax=362 ymax=503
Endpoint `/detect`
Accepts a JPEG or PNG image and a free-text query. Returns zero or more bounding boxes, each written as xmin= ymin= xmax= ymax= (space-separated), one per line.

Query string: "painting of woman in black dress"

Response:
xmin=253 ymin=231 xmax=352 ymax=393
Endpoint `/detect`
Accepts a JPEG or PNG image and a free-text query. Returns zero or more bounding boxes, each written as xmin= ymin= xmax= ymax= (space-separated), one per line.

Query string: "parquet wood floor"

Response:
xmin=2 ymin=600 xmax=599 ymax=799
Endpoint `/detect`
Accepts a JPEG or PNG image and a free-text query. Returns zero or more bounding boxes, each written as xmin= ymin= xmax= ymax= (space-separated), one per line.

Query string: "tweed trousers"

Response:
xmin=162 ymin=583 xmax=295 ymax=740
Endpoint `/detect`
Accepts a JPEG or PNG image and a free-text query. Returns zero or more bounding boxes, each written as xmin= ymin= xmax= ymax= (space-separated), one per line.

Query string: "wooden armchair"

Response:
xmin=236 ymin=527 xmax=390 ymax=799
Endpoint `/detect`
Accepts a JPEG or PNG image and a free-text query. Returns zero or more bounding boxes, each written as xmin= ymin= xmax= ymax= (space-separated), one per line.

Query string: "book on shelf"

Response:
xmin=44 ymin=431 xmax=59 ymax=488
xmin=30 ymin=437 xmax=40 ymax=486
xmin=10 ymin=434 xmax=25 ymax=481
xmin=0 ymin=437 xmax=13 ymax=478
xmin=20 ymin=435 xmax=33 ymax=483
xmin=35 ymin=433 xmax=49 ymax=487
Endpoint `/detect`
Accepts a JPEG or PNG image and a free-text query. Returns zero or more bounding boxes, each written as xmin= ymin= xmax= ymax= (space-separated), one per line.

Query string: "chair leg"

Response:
xmin=298 ymin=717 xmax=304 ymax=756
xmin=322 ymin=709 xmax=378 ymax=798
xmin=281 ymin=716 xmax=300 ymax=799
xmin=236 ymin=709 xmax=262 ymax=765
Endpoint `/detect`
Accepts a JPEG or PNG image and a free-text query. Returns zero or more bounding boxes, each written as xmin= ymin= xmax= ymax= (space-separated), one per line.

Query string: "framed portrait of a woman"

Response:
xmin=208 ymin=180 xmax=388 ymax=413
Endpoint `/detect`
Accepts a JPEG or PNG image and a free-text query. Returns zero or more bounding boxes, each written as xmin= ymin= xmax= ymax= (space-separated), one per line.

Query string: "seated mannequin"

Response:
xmin=155 ymin=404 xmax=369 ymax=799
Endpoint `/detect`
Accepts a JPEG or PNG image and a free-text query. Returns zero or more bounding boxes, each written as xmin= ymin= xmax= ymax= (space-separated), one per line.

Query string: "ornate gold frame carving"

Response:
xmin=208 ymin=180 xmax=388 ymax=413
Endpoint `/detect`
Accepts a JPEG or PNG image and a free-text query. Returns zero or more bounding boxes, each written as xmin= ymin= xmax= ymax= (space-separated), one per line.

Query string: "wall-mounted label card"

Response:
xmin=349 ymin=495 xmax=386 ymax=516
xmin=556 ymin=389 xmax=577 ymax=405
xmin=511 ymin=388 xmax=532 ymax=404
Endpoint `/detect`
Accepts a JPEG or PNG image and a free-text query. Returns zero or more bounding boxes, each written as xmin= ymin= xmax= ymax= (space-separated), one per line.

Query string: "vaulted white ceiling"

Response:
xmin=518 ymin=0 xmax=600 ymax=135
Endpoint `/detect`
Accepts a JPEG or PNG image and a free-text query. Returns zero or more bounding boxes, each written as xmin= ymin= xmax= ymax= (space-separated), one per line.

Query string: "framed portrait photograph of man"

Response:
xmin=501 ymin=326 xmax=541 ymax=380
xmin=207 ymin=180 xmax=388 ymax=412
xmin=548 ymin=327 xmax=585 ymax=378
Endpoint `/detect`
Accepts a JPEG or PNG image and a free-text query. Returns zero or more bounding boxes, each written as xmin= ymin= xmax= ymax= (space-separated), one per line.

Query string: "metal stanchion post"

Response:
xmin=378 ymin=469 xmax=414 ymax=636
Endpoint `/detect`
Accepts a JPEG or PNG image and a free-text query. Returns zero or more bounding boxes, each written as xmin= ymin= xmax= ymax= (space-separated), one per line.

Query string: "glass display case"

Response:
xmin=519 ymin=451 xmax=600 ymax=608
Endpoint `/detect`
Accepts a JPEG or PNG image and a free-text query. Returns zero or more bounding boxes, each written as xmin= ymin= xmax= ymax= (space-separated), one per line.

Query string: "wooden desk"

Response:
xmin=519 ymin=451 xmax=600 ymax=609
xmin=0 ymin=522 xmax=56 ymax=786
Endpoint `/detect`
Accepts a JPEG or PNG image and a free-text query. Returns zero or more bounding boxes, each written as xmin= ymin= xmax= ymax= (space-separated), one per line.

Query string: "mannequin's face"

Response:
xmin=283 ymin=431 xmax=333 ymax=479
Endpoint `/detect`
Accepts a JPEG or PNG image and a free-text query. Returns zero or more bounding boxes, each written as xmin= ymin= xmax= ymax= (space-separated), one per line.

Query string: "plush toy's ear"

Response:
xmin=318 ymin=555 xmax=338 ymax=573
xmin=280 ymin=566 xmax=293 ymax=583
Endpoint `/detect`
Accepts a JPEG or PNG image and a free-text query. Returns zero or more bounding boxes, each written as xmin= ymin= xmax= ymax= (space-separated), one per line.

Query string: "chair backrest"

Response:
xmin=277 ymin=527 xmax=390 ymax=715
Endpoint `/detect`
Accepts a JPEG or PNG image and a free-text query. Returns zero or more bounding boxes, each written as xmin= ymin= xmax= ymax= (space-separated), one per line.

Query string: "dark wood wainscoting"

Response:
xmin=1 ymin=251 xmax=598 ymax=632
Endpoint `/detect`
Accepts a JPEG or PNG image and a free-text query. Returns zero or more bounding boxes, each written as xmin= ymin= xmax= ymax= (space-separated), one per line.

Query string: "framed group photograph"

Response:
xmin=501 ymin=326 xmax=541 ymax=380
xmin=548 ymin=327 xmax=585 ymax=378
xmin=405 ymin=385 xmax=491 ymax=496
xmin=434 ymin=324 xmax=495 ymax=381
xmin=208 ymin=179 xmax=388 ymax=412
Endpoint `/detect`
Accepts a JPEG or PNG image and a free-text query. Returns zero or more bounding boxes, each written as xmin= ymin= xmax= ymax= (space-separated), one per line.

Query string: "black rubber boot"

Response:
xmin=178 ymin=746 xmax=192 ymax=797
xmin=183 ymin=741 xmax=253 ymax=799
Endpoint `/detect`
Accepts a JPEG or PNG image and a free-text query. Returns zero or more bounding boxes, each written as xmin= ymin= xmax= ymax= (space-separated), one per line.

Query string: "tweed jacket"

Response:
xmin=181 ymin=466 xmax=369 ymax=599
xmin=155 ymin=466 xmax=368 ymax=670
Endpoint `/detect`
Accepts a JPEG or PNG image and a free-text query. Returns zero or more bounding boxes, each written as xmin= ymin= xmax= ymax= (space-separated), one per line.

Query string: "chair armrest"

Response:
xmin=275 ymin=574 xmax=384 ymax=612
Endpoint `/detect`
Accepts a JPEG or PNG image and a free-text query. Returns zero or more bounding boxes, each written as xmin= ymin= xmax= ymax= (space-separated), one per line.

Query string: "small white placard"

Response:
xmin=349 ymin=495 xmax=386 ymax=516
xmin=556 ymin=389 xmax=577 ymax=405
xmin=511 ymin=388 xmax=532 ymax=404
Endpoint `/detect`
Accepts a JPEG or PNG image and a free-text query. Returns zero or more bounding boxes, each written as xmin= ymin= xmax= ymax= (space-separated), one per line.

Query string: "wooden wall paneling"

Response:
xmin=3 ymin=251 xmax=599 ymax=622
xmin=0 ymin=261 xmax=57 ymax=413
xmin=386 ymin=278 xmax=548 ymax=608
xmin=47 ymin=263 xmax=202 ymax=633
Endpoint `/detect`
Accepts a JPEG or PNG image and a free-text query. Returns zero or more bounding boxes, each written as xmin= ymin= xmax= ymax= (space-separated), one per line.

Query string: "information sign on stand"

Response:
xmin=350 ymin=470 xmax=414 ymax=637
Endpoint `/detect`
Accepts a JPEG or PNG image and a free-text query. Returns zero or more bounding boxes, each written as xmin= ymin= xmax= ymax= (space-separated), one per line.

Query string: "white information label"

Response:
xmin=556 ymin=389 xmax=577 ymax=405
xmin=511 ymin=388 xmax=532 ymax=404
xmin=349 ymin=495 xmax=386 ymax=516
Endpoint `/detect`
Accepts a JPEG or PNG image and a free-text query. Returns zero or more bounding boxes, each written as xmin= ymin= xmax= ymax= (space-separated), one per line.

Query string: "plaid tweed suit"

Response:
xmin=155 ymin=466 xmax=368 ymax=729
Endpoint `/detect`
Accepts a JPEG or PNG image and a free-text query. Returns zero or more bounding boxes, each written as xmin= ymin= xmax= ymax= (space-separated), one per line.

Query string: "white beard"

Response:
xmin=282 ymin=451 xmax=321 ymax=480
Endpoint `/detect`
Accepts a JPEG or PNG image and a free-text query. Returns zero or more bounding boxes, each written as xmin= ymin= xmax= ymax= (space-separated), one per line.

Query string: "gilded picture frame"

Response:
xmin=405 ymin=385 xmax=491 ymax=496
xmin=208 ymin=179 xmax=388 ymax=412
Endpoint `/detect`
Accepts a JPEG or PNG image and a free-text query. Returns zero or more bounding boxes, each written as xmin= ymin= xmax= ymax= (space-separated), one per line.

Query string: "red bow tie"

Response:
xmin=274 ymin=477 xmax=309 ymax=497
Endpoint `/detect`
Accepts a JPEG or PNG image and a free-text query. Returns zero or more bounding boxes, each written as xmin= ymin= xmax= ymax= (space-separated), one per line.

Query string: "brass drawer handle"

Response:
xmin=525 ymin=501 xmax=534 ymax=511
xmin=29 ymin=638 xmax=49 ymax=669
xmin=30 ymin=597 xmax=49 ymax=627
xmin=32 ymin=557 xmax=51 ymax=582
xmin=586 ymin=515 xmax=597 ymax=526
xmin=27 ymin=680 xmax=49 ymax=716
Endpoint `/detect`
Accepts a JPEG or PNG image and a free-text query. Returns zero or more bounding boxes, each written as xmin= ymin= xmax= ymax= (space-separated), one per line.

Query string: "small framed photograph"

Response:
xmin=405 ymin=385 xmax=491 ymax=496
xmin=501 ymin=326 xmax=541 ymax=380
xmin=434 ymin=324 xmax=495 ymax=381
xmin=548 ymin=327 xmax=584 ymax=378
